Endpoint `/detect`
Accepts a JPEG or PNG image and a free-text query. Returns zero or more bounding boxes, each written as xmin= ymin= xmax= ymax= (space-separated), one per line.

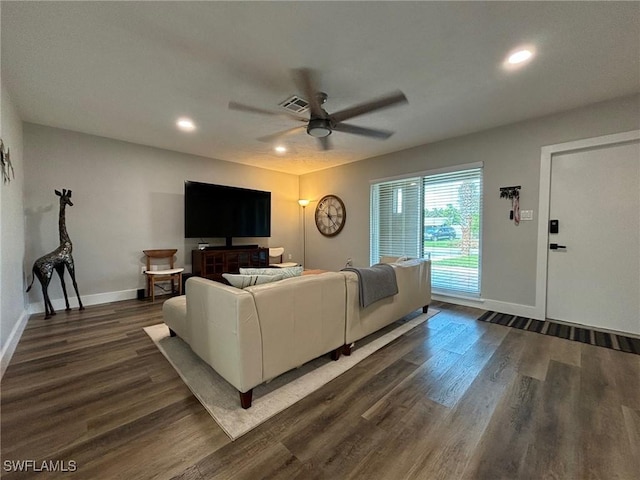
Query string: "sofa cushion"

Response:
xmin=240 ymin=266 xmax=303 ymax=278
xmin=222 ymin=273 xmax=284 ymax=289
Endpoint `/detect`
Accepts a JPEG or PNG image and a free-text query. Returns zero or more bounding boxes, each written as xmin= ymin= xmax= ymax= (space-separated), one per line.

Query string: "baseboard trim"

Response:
xmin=432 ymin=294 xmax=540 ymax=320
xmin=1 ymin=309 xmax=29 ymax=379
xmin=28 ymin=288 xmax=139 ymax=315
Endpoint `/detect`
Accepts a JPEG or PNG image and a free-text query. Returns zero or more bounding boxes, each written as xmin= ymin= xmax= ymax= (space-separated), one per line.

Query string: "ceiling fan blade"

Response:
xmin=332 ymin=123 xmax=394 ymax=139
xmin=257 ymin=125 xmax=306 ymax=143
xmin=317 ymin=136 xmax=332 ymax=151
xmin=292 ymin=68 xmax=325 ymax=118
xmin=330 ymin=90 xmax=408 ymax=123
xmin=229 ymin=101 xmax=306 ymax=122
xmin=229 ymin=101 xmax=279 ymax=115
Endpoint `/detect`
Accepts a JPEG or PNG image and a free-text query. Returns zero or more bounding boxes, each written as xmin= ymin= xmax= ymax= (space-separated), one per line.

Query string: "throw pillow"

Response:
xmin=239 ymin=266 xmax=303 ymax=278
xmin=222 ymin=273 xmax=284 ymax=289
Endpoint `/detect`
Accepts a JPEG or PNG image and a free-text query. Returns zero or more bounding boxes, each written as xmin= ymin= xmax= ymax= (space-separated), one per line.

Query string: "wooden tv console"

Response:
xmin=192 ymin=247 xmax=269 ymax=282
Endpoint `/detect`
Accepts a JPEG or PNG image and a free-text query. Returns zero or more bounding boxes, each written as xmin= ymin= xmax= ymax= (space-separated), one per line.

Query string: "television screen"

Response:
xmin=184 ymin=181 xmax=271 ymax=241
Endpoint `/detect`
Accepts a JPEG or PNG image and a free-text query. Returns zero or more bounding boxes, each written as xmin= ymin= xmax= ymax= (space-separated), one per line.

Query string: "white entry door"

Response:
xmin=546 ymin=139 xmax=640 ymax=335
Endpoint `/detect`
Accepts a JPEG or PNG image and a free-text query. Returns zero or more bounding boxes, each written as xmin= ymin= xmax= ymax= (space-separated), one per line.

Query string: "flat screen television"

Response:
xmin=184 ymin=181 xmax=271 ymax=246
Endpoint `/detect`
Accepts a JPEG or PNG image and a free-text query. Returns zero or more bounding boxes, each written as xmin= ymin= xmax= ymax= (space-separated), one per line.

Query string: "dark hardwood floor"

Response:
xmin=1 ymin=298 xmax=639 ymax=479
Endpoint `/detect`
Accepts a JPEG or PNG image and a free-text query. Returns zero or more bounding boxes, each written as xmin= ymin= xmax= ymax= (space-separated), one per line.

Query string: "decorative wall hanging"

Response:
xmin=0 ymin=139 xmax=15 ymax=184
xmin=26 ymin=189 xmax=84 ymax=319
xmin=500 ymin=185 xmax=521 ymax=225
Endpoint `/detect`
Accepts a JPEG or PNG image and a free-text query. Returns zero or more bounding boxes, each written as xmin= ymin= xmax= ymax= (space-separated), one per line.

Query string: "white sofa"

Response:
xmin=163 ymin=258 xmax=431 ymax=408
xmin=342 ymin=258 xmax=431 ymax=352
xmin=164 ymin=272 xmax=347 ymax=408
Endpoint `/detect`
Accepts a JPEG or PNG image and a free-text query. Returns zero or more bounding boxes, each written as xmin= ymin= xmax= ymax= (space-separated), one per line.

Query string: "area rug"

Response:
xmin=477 ymin=311 xmax=640 ymax=355
xmin=144 ymin=308 xmax=439 ymax=440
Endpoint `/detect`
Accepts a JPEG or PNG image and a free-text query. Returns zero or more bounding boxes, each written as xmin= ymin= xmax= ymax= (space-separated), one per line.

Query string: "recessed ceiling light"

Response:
xmin=176 ymin=117 xmax=196 ymax=131
xmin=274 ymin=145 xmax=287 ymax=153
xmin=508 ymin=49 xmax=533 ymax=65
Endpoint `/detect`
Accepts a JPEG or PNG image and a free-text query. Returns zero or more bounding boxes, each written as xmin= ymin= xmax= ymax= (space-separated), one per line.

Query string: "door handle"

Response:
xmin=549 ymin=243 xmax=567 ymax=250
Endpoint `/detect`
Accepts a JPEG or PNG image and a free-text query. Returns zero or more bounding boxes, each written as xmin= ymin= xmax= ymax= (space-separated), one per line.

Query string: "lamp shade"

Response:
xmin=298 ymin=199 xmax=310 ymax=207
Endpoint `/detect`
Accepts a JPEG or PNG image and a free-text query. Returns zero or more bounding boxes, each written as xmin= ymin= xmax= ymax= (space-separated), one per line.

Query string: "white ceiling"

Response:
xmin=2 ymin=2 xmax=639 ymax=175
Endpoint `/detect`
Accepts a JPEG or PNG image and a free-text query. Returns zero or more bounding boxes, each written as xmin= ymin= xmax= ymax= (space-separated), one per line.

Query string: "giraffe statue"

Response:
xmin=26 ymin=189 xmax=84 ymax=319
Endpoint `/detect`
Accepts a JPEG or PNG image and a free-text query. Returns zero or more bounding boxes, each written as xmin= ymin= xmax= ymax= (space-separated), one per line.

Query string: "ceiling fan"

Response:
xmin=228 ymin=68 xmax=408 ymax=151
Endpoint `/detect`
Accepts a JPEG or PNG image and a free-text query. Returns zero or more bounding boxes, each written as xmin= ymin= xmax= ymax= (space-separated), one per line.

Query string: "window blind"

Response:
xmin=370 ymin=177 xmax=421 ymax=264
xmin=423 ymin=168 xmax=482 ymax=295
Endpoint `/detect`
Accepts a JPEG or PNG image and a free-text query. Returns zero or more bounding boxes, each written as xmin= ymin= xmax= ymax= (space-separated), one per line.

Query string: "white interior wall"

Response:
xmin=23 ymin=124 xmax=301 ymax=311
xmin=300 ymin=94 xmax=640 ymax=317
xmin=1 ymin=82 xmax=27 ymax=375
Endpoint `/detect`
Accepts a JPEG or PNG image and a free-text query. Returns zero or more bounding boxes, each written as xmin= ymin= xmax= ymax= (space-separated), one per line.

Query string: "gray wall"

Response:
xmin=23 ymin=124 xmax=301 ymax=308
xmin=1 ymin=82 xmax=27 ymax=366
xmin=12 ymin=93 xmax=640 ymax=324
xmin=300 ymin=94 xmax=640 ymax=309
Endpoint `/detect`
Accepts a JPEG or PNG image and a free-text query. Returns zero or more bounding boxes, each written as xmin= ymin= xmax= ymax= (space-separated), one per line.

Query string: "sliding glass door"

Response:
xmin=371 ymin=164 xmax=482 ymax=297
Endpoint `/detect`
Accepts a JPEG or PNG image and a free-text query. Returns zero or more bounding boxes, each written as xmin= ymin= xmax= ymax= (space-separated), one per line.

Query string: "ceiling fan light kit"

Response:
xmin=307 ymin=118 xmax=332 ymax=138
xmin=229 ymin=68 xmax=408 ymax=151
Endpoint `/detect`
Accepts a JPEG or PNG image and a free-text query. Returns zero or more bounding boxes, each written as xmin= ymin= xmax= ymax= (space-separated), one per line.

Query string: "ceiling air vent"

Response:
xmin=278 ymin=95 xmax=309 ymax=114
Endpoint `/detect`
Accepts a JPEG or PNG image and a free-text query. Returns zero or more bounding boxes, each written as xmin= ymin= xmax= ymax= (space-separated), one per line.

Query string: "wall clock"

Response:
xmin=315 ymin=194 xmax=346 ymax=237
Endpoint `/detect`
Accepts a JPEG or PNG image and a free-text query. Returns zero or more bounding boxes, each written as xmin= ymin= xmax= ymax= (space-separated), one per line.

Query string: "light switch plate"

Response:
xmin=520 ymin=210 xmax=534 ymax=221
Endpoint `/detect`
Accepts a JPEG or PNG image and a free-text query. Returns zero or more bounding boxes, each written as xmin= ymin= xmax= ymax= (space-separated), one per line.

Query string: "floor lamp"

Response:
xmin=298 ymin=199 xmax=310 ymax=267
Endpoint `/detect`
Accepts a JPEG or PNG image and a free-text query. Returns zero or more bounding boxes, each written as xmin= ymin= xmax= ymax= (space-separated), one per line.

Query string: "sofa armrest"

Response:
xmin=163 ymin=295 xmax=187 ymax=341
xmin=185 ymin=277 xmax=263 ymax=393
xmin=394 ymin=259 xmax=431 ymax=304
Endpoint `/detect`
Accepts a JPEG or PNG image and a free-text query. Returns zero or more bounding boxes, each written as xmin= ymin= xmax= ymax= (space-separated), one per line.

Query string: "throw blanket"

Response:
xmin=342 ymin=264 xmax=398 ymax=308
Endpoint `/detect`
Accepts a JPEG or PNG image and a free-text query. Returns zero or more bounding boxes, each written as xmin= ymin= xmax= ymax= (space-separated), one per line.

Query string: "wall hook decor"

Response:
xmin=500 ymin=185 xmax=521 ymax=225
xmin=1 ymin=139 xmax=15 ymax=185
